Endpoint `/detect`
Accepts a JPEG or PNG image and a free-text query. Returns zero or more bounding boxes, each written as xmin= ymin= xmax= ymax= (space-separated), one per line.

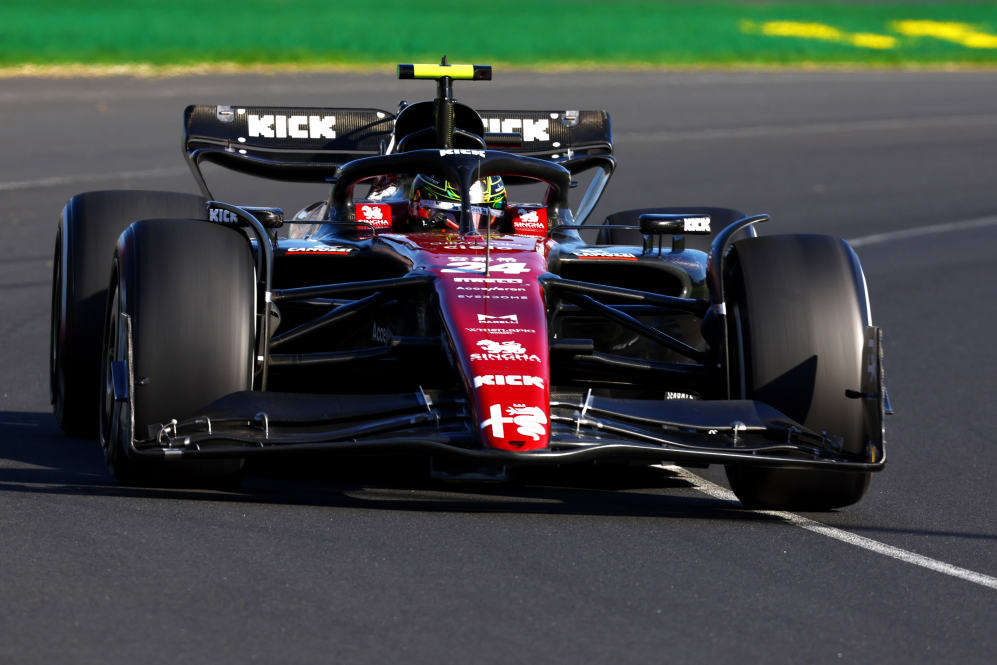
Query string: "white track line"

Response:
xmin=669 ymin=213 xmax=997 ymax=591
xmin=6 ymin=140 xmax=995 ymax=590
xmin=846 ymin=215 xmax=997 ymax=247
xmin=0 ymin=166 xmax=188 ymax=192
xmin=617 ymin=113 xmax=997 ymax=144
xmin=664 ymin=465 xmax=997 ymax=591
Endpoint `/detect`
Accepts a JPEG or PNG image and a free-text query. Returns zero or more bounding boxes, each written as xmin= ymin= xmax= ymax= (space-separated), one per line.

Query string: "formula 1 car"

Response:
xmin=50 ymin=62 xmax=888 ymax=509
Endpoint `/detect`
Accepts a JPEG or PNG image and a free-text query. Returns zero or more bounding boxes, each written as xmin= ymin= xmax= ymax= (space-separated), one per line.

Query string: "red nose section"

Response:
xmin=416 ymin=233 xmax=551 ymax=450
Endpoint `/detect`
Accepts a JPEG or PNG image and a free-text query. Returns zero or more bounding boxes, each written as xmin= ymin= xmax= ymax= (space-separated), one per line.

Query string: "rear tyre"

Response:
xmin=724 ymin=234 xmax=872 ymax=510
xmin=101 ymin=219 xmax=254 ymax=486
xmin=51 ymin=190 xmax=207 ymax=437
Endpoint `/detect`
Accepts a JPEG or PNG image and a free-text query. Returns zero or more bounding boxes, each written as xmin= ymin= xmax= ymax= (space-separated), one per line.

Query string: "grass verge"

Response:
xmin=2 ymin=1 xmax=997 ymax=71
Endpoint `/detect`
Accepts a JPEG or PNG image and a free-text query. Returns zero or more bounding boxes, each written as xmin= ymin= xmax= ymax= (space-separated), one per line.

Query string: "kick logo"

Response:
xmin=480 ymin=403 xmax=548 ymax=441
xmin=438 ymin=149 xmax=485 ymax=157
xmin=473 ymin=375 xmax=544 ymax=389
xmin=477 ymin=314 xmax=517 ymax=324
xmin=683 ymin=216 xmax=711 ymax=232
xmin=208 ymin=208 xmax=238 ymax=223
xmin=481 ymin=118 xmax=550 ymax=142
xmin=247 ymin=114 xmax=337 ymax=139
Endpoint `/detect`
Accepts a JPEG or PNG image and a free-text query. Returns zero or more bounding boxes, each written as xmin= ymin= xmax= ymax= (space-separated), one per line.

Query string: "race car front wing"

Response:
xmin=124 ymin=387 xmax=885 ymax=473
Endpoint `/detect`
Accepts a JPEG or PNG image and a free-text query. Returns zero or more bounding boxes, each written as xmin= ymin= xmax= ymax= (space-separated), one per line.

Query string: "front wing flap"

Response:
xmin=131 ymin=391 xmax=884 ymax=473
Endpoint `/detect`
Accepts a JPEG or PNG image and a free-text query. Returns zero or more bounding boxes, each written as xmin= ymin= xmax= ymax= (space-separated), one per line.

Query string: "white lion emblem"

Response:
xmin=517 ymin=209 xmax=539 ymax=223
xmin=360 ymin=205 xmax=383 ymax=220
xmin=476 ymin=339 xmax=526 ymax=354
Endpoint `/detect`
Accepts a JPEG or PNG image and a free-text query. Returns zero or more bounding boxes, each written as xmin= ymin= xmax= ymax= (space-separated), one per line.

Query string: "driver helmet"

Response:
xmin=409 ymin=174 xmax=506 ymax=231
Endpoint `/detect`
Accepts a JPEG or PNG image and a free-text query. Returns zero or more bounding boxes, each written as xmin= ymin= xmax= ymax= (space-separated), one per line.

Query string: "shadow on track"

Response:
xmin=0 ymin=411 xmax=743 ymax=519
xmin=3 ymin=410 xmax=996 ymax=539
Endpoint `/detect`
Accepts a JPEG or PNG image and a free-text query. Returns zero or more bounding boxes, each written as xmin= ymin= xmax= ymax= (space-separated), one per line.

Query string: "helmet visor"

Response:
xmin=416 ymin=199 xmax=504 ymax=232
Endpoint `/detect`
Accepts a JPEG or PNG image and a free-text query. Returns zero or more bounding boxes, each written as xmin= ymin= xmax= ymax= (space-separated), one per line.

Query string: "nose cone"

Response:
xmin=430 ymin=235 xmax=551 ymax=450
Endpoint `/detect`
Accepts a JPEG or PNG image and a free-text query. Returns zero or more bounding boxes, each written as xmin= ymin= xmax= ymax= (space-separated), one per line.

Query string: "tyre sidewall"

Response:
xmin=724 ymin=234 xmax=873 ymax=510
xmin=104 ymin=218 xmax=254 ymax=483
xmin=51 ymin=190 xmax=207 ymax=437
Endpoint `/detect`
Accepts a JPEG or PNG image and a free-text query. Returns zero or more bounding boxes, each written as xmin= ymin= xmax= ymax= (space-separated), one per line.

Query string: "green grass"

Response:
xmin=2 ymin=1 xmax=997 ymax=68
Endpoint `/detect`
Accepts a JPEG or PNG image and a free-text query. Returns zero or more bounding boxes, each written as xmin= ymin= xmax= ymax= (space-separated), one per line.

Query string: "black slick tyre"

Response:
xmin=724 ymin=234 xmax=872 ymax=510
xmin=100 ymin=219 xmax=254 ymax=486
xmin=51 ymin=190 xmax=206 ymax=437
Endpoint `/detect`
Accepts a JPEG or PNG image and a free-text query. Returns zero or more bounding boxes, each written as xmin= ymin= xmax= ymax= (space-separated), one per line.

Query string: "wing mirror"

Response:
xmin=639 ymin=213 xmax=711 ymax=254
xmin=244 ymin=207 xmax=284 ymax=229
xmin=638 ymin=213 xmax=711 ymax=235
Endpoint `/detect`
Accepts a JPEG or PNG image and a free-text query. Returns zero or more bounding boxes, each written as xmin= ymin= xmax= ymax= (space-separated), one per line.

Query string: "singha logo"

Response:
xmin=476 ymin=339 xmax=526 ymax=355
xmin=517 ymin=209 xmax=540 ymax=223
xmin=360 ymin=205 xmax=383 ymax=220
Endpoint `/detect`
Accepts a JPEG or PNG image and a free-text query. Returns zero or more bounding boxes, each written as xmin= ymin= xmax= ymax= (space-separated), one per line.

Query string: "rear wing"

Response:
xmin=183 ymin=104 xmax=394 ymax=195
xmin=478 ymin=109 xmax=612 ymax=160
xmin=183 ymin=104 xmax=612 ymax=198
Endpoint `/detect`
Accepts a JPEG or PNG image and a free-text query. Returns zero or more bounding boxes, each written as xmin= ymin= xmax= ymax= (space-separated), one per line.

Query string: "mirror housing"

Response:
xmin=245 ymin=206 xmax=284 ymax=229
xmin=638 ymin=213 xmax=712 ymax=235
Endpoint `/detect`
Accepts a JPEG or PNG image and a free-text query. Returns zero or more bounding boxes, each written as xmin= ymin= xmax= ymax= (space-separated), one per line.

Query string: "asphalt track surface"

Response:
xmin=1 ymin=70 xmax=996 ymax=664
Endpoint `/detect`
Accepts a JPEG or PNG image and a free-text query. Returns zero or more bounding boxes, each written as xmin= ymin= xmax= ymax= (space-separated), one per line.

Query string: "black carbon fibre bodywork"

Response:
xmin=55 ymin=64 xmax=887 ymax=506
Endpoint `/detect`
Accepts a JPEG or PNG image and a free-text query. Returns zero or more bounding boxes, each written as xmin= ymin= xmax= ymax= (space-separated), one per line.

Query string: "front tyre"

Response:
xmin=100 ymin=219 xmax=255 ymax=486
xmin=724 ymin=234 xmax=873 ymax=510
xmin=51 ymin=190 xmax=207 ymax=437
